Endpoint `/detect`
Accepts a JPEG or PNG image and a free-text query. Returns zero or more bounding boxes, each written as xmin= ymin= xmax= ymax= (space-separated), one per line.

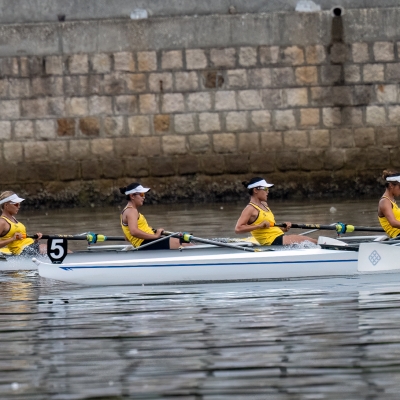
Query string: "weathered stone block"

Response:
xmin=89 ymin=96 xmax=112 ymax=115
xmin=320 ymin=65 xmax=342 ymax=85
xmin=239 ymin=47 xmax=257 ymax=67
xmin=299 ymin=149 xmax=324 ymax=171
xmin=375 ymin=84 xmax=397 ymax=104
xmin=366 ymin=148 xmax=390 ymax=169
xmin=47 ymin=141 xmax=68 ymax=161
xmin=352 ymin=43 xmax=369 ymax=63
xmin=324 ymin=149 xmax=345 ymax=170
xmin=226 ymin=70 xmax=248 ymax=88
xmin=103 ymin=159 xmax=125 ymax=178
xmin=162 ymin=93 xmax=185 ymax=113
xmin=344 ymin=65 xmax=361 ymax=83
xmin=189 ymin=134 xmax=210 ymax=153
xmin=274 ymin=110 xmax=296 ymax=130
xmin=260 ymin=131 xmax=283 ymax=149
xmin=91 ymin=138 xmax=114 ymax=157
xmin=199 ymin=155 xmax=225 ymax=174
xmin=215 ymin=91 xmax=236 ymax=110
xmin=58 ymin=160 xmax=80 ymax=181
xmin=295 ymin=66 xmax=318 ymax=85
xmin=137 ymin=51 xmax=157 ymax=72
xmin=139 ymin=94 xmax=158 ymax=114
xmin=329 ymin=43 xmax=349 ymax=64
xmin=261 ymin=89 xmax=284 ymax=109
xmin=363 ymin=64 xmax=384 ymax=82
xmin=247 ymin=68 xmax=271 ymax=88
xmin=275 ymin=151 xmax=298 ymax=171
xmin=238 ymin=132 xmax=259 ymax=153
xmin=161 ymin=50 xmax=183 ymax=70
xmin=187 ymin=92 xmax=212 ymax=112
xmin=45 ymin=56 xmax=63 ymax=75
xmin=272 ymin=68 xmax=296 ymax=87
xmin=310 ymin=87 xmax=333 ymax=107
xmin=354 ymin=128 xmax=375 ymax=147
xmin=153 ymin=114 xmax=170 ymax=133
xmin=199 ymin=113 xmax=221 ymax=132
xmin=57 ymin=118 xmax=75 ymax=137
xmin=332 ymin=86 xmax=353 ymax=106
xmin=15 ymin=120 xmax=34 ymax=139
xmin=331 ymin=129 xmax=354 ymax=148
xmin=237 ymin=90 xmax=263 ymax=110
xmin=31 ymin=76 xmax=63 ymax=97
xmin=353 ymin=85 xmax=373 ymax=105
xmin=175 ymin=71 xmax=199 ymax=91
xmin=281 ymin=46 xmax=304 ymax=65
xmin=64 ymin=75 xmax=88 ymax=96
xmin=225 ymin=111 xmax=248 ymax=131
xmin=139 ymin=137 xmax=161 ymax=156
xmin=36 ymin=119 xmax=56 ymax=139
xmin=81 ymin=159 xmax=102 ymax=180
xmin=213 ymin=133 xmax=237 ymax=153
xmin=176 ymin=155 xmax=199 ymax=175
xmin=0 ymin=100 xmax=20 ymax=119
xmin=128 ymin=116 xmax=151 ymax=136
xmin=373 ymin=42 xmax=394 ymax=62
xmin=210 ymin=48 xmax=236 ymax=68
xmin=388 ymin=106 xmax=400 ymax=125
xmin=0 ymin=120 xmax=11 ymax=140
xmin=162 ymin=136 xmax=187 ymax=155
xmin=148 ymin=73 xmax=173 ymax=92
xmin=28 ymin=57 xmax=45 ymax=76
xmin=124 ymin=73 xmax=146 ymax=93
xmin=224 ymin=154 xmax=249 ymax=173
xmin=202 ymin=71 xmax=224 ymax=89
xmin=300 ymin=108 xmax=320 ymax=127
xmin=114 ymin=95 xmax=137 ymax=115
xmin=186 ymin=49 xmax=208 ymax=70
xmin=309 ymin=129 xmax=330 ymax=147
xmin=342 ymin=107 xmax=363 ymax=126
xmin=21 ymin=98 xmax=47 ymax=118
xmin=124 ymin=157 xmax=149 ymax=177
xmin=249 ymin=153 xmax=275 ymax=173
xmin=8 ymin=79 xmax=30 ymax=98
xmin=0 ymin=58 xmax=19 ymax=76
xmin=92 ymin=53 xmax=111 ymax=73
xmin=104 ymin=116 xmax=125 ymax=136
xmin=79 ymin=117 xmax=100 ymax=136
xmin=174 ymin=113 xmax=196 ymax=134
xmin=322 ymin=107 xmax=341 ymax=127
xmin=114 ymin=137 xmax=139 ymax=157
xmin=285 ymin=88 xmax=308 ymax=106
xmin=114 ymin=52 xmax=136 ymax=72
xmin=376 ymin=127 xmax=398 ymax=147
xmin=305 ymin=45 xmax=327 ymax=64
xmin=24 ymin=141 xmax=48 ymax=161
xmin=259 ymin=46 xmax=279 ymax=65
xmin=3 ymin=142 xmax=23 ymax=162
xmin=69 ymin=140 xmax=91 ymax=160
xmin=283 ymin=130 xmax=308 ymax=148
xmin=386 ymin=63 xmax=400 ymax=82
xmin=366 ymin=106 xmax=386 ymax=126
xmin=251 ymin=110 xmax=271 ymax=130
xmin=103 ymin=73 xmax=126 ymax=95
xmin=66 ymin=97 xmax=88 ymax=116
xmin=69 ymin=54 xmax=89 ymax=74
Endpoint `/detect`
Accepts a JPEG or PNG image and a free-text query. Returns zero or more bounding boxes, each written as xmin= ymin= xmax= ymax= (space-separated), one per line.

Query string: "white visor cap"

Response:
xmin=125 ymin=185 xmax=151 ymax=195
xmin=247 ymin=179 xmax=274 ymax=189
xmin=0 ymin=193 xmax=25 ymax=205
xmin=386 ymin=175 xmax=400 ymax=183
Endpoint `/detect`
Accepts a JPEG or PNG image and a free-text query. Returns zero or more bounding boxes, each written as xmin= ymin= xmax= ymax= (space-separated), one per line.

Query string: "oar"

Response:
xmin=275 ymin=223 xmax=384 ymax=234
xmin=28 ymin=233 xmax=126 ymax=243
xmin=162 ymin=231 xmax=270 ymax=253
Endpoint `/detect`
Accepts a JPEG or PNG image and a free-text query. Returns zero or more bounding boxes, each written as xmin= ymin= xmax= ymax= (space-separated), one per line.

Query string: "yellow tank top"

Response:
xmin=249 ymin=203 xmax=284 ymax=245
xmin=378 ymin=197 xmax=400 ymax=238
xmin=0 ymin=216 xmax=34 ymax=255
xmin=120 ymin=206 xmax=154 ymax=248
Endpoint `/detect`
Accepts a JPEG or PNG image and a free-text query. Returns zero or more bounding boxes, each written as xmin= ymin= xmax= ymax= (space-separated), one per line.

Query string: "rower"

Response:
xmin=0 ymin=191 xmax=46 ymax=256
xmin=119 ymin=183 xmax=191 ymax=250
xmin=235 ymin=177 xmax=317 ymax=245
xmin=378 ymin=170 xmax=400 ymax=238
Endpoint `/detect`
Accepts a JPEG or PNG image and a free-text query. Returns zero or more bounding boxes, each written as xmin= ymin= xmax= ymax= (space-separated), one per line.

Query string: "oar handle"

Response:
xmin=275 ymin=223 xmax=384 ymax=233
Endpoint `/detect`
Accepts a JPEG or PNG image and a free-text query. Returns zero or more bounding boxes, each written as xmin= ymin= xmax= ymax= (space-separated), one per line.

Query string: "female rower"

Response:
xmin=0 ymin=191 xmax=46 ymax=256
xmin=235 ymin=177 xmax=317 ymax=245
xmin=119 ymin=182 xmax=189 ymax=250
xmin=378 ymin=170 xmax=400 ymax=238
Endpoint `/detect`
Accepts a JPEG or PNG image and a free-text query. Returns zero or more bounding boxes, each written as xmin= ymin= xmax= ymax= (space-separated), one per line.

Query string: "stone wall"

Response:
xmin=1 ymin=9 xmax=400 ymax=206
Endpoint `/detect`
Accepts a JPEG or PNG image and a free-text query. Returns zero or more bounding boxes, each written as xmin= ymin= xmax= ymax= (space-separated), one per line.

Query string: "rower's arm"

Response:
xmin=380 ymin=199 xmax=400 ymax=228
xmin=125 ymin=209 xmax=162 ymax=239
xmin=0 ymin=219 xmax=21 ymax=248
xmin=235 ymin=207 xmax=271 ymax=234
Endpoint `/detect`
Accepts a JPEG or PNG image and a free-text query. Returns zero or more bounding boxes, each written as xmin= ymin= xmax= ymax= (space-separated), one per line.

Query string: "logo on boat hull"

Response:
xmin=368 ymin=250 xmax=381 ymax=266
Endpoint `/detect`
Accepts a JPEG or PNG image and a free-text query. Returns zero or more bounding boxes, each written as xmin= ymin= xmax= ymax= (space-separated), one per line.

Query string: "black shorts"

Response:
xmin=139 ymin=238 xmax=171 ymax=251
xmin=19 ymin=242 xmax=40 ymax=257
xmin=270 ymin=235 xmax=284 ymax=246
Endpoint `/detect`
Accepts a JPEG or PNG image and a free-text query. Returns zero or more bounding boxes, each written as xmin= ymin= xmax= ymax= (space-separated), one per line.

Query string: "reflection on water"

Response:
xmin=2 ymin=199 xmax=400 ymax=399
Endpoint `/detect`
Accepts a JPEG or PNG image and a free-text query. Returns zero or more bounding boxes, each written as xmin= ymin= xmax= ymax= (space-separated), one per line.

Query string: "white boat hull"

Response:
xmin=36 ymin=247 xmax=359 ymax=286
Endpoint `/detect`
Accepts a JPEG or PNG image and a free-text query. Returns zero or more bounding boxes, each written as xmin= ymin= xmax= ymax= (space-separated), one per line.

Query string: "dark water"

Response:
xmin=3 ymin=199 xmax=400 ymax=399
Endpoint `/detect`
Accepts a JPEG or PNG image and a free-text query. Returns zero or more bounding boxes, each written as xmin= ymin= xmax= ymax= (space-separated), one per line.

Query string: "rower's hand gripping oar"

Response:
xmin=275 ymin=222 xmax=384 ymax=234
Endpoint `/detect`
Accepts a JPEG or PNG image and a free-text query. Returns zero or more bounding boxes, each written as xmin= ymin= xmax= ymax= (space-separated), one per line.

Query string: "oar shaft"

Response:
xmin=28 ymin=234 xmax=126 ymax=241
xmin=276 ymin=223 xmax=384 ymax=233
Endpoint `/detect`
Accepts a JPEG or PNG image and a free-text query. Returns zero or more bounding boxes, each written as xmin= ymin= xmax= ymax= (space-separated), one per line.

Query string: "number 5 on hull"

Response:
xmin=47 ymin=238 xmax=68 ymax=264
